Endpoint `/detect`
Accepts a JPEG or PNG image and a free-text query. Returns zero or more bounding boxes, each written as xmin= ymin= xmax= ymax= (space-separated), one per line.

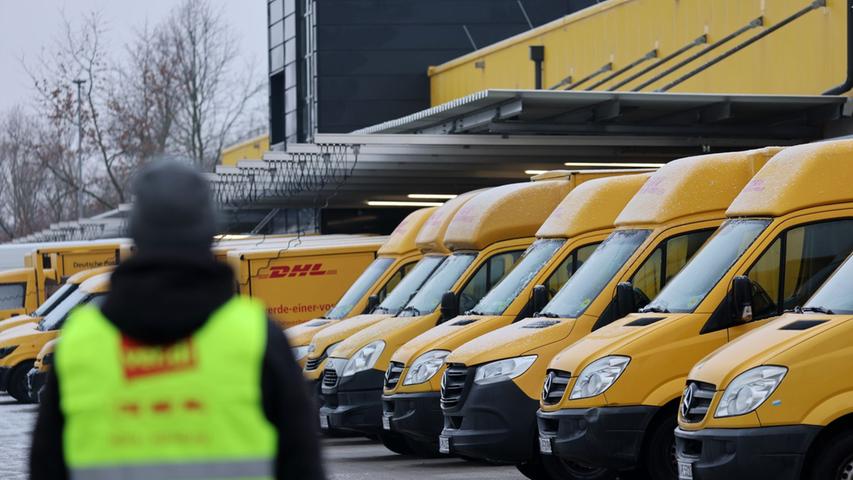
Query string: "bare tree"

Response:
xmin=165 ymin=0 xmax=264 ymax=171
xmin=0 ymin=108 xmax=63 ymax=240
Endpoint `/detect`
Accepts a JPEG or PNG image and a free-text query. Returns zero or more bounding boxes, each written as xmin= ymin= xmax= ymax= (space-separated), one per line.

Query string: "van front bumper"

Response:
xmin=318 ymin=369 xmax=385 ymax=434
xmin=382 ymin=392 xmax=442 ymax=445
xmin=441 ymin=379 xmax=539 ymax=464
xmin=674 ymin=425 xmax=821 ymax=480
xmin=537 ymin=405 xmax=658 ymax=470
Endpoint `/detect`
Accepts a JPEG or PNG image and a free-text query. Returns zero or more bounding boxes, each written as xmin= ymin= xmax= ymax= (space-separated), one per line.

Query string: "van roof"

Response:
xmin=616 ymin=147 xmax=782 ymax=227
xmin=233 ymin=236 xmax=388 ymax=261
xmin=377 ymin=207 xmax=436 ymax=256
xmin=443 ymin=173 xmax=578 ymax=251
xmin=210 ymin=234 xmax=372 ymax=256
xmin=66 ymin=266 xmax=115 ymax=285
xmin=415 ymin=190 xmax=483 ymax=254
xmin=79 ymin=271 xmax=112 ymax=293
xmin=727 ymin=140 xmax=853 ymax=217
xmin=537 ymin=173 xmax=652 ymax=239
xmin=33 ymin=241 xmax=127 ymax=255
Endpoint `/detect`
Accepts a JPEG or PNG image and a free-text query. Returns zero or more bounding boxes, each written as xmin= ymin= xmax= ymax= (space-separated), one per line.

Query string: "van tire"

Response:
xmin=642 ymin=410 xmax=678 ymax=480
xmin=404 ymin=438 xmax=442 ymax=458
xmin=7 ymin=361 xmax=35 ymax=404
xmin=379 ymin=430 xmax=413 ymax=455
xmin=539 ymin=453 xmax=618 ymax=480
xmin=807 ymin=429 xmax=853 ymax=480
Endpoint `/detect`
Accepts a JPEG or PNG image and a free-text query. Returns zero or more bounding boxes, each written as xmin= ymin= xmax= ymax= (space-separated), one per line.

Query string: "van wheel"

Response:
xmin=379 ymin=430 xmax=413 ymax=455
xmin=642 ymin=410 xmax=678 ymax=480
xmin=808 ymin=430 xmax=853 ymax=480
xmin=7 ymin=361 xmax=35 ymax=404
xmin=405 ymin=437 xmax=442 ymax=458
xmin=539 ymin=453 xmax=618 ymax=479
xmin=516 ymin=457 xmax=550 ymax=480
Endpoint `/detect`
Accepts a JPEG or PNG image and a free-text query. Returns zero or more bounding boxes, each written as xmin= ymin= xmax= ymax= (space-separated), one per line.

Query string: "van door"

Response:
xmin=728 ymin=218 xmax=853 ymax=340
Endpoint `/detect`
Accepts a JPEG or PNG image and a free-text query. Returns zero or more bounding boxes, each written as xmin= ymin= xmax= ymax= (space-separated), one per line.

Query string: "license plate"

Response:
xmin=539 ymin=436 xmax=552 ymax=454
xmin=439 ymin=436 xmax=451 ymax=454
xmin=678 ymin=461 xmax=694 ymax=480
xmin=319 ymin=415 xmax=329 ymax=430
xmin=382 ymin=415 xmax=391 ymax=430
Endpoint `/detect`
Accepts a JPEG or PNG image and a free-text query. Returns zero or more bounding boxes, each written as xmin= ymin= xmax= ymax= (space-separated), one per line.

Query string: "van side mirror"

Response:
xmin=532 ymin=284 xmax=549 ymax=314
xmin=365 ymin=295 xmax=380 ymax=314
xmin=440 ymin=291 xmax=459 ymax=321
xmin=614 ymin=282 xmax=638 ymax=319
xmin=731 ymin=276 xmax=754 ymax=324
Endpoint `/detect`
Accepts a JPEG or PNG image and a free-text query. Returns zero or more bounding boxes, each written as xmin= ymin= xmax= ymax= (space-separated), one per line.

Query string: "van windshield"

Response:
xmin=324 ymin=257 xmax=394 ymax=319
xmin=373 ymin=255 xmax=446 ymax=315
xmin=38 ymin=291 xmax=107 ymax=331
xmin=34 ymin=283 xmax=77 ymax=317
xmin=541 ymin=229 xmax=650 ymax=318
xmin=471 ymin=239 xmax=564 ymax=316
xmin=644 ymin=219 xmax=770 ymax=314
xmin=803 ymin=255 xmax=853 ymax=314
xmin=398 ymin=253 xmax=476 ymax=317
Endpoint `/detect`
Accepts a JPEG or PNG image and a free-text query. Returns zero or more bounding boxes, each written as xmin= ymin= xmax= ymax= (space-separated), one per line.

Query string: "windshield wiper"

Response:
xmin=800 ymin=306 xmax=835 ymax=314
xmin=640 ymin=305 xmax=670 ymax=313
xmin=466 ymin=309 xmax=485 ymax=316
xmin=372 ymin=306 xmax=389 ymax=314
xmin=538 ymin=312 xmax=561 ymax=318
xmin=399 ymin=305 xmax=422 ymax=316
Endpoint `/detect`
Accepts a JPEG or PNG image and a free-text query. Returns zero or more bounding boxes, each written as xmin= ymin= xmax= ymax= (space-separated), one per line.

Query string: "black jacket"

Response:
xmin=30 ymin=254 xmax=326 ymax=480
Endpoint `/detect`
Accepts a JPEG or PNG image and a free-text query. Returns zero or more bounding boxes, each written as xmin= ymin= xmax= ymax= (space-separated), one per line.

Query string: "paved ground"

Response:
xmin=0 ymin=393 xmax=522 ymax=479
xmin=0 ymin=394 xmax=37 ymax=480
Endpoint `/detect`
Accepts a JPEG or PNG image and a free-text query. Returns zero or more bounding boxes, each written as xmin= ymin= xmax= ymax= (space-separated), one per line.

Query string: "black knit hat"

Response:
xmin=128 ymin=160 xmax=216 ymax=257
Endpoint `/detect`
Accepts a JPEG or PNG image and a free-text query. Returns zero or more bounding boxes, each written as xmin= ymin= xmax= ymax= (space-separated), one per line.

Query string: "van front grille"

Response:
xmin=322 ymin=368 xmax=339 ymax=388
xmin=384 ymin=362 xmax=405 ymax=390
xmin=440 ymin=364 xmax=469 ymax=410
xmin=541 ymin=370 xmax=571 ymax=405
xmin=305 ymin=355 xmax=325 ymax=371
xmin=680 ymin=381 xmax=716 ymax=423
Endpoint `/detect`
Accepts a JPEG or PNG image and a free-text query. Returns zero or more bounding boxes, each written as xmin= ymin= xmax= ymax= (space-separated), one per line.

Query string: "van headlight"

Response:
xmin=292 ymin=345 xmax=311 ymax=361
xmin=404 ymin=350 xmax=449 ymax=385
xmin=342 ymin=341 xmax=385 ymax=377
xmin=474 ymin=355 xmax=537 ymax=385
xmin=715 ymin=366 xmax=787 ymax=418
xmin=570 ymin=356 xmax=630 ymax=400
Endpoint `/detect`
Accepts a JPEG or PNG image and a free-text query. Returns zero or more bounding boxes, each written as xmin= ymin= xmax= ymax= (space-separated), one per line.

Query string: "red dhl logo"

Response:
xmin=121 ymin=336 xmax=196 ymax=380
xmin=258 ymin=263 xmax=338 ymax=279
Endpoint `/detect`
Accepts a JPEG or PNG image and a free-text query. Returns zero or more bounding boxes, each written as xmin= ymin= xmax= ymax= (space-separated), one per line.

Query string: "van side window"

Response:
xmin=377 ymin=262 xmax=416 ymax=302
xmin=544 ymin=243 xmax=600 ymax=298
xmin=459 ymin=250 xmax=523 ymax=313
xmin=631 ymin=230 xmax=714 ymax=306
xmin=746 ymin=219 xmax=853 ymax=320
xmin=0 ymin=283 xmax=26 ymax=310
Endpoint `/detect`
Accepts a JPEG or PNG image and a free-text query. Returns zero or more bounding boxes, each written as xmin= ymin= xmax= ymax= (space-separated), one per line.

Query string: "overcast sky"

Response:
xmin=0 ymin=0 xmax=266 ymax=112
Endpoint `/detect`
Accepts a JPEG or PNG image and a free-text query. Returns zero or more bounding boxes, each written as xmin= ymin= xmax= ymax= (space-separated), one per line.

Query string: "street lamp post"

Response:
xmin=72 ymin=78 xmax=86 ymax=220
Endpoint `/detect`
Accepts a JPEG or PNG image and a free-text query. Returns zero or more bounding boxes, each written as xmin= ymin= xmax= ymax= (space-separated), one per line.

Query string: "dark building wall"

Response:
xmin=269 ymin=0 xmax=597 ymax=146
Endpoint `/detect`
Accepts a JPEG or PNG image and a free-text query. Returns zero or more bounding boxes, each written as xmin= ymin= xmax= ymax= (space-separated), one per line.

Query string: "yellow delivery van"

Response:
xmin=229 ymin=236 xmax=391 ymax=328
xmin=381 ymin=171 xmax=650 ymax=455
xmin=27 ymin=337 xmax=57 ymax=402
xmin=439 ymin=148 xmax=779 ymax=478
xmin=302 ymin=191 xmax=479 ymax=394
xmin=0 ymin=242 xmax=127 ymax=320
xmin=0 ymin=266 xmax=115 ymax=334
xmin=0 ymin=271 xmax=111 ymax=403
xmin=287 ymin=208 xmax=435 ymax=366
xmin=319 ymin=172 xmax=575 ymax=453
xmin=674 ymin=253 xmax=853 ymax=480
xmin=539 ymin=140 xmax=853 ymax=480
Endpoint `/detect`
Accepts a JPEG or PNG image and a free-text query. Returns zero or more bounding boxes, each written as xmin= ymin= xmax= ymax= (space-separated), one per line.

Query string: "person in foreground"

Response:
xmin=29 ymin=160 xmax=326 ymax=480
